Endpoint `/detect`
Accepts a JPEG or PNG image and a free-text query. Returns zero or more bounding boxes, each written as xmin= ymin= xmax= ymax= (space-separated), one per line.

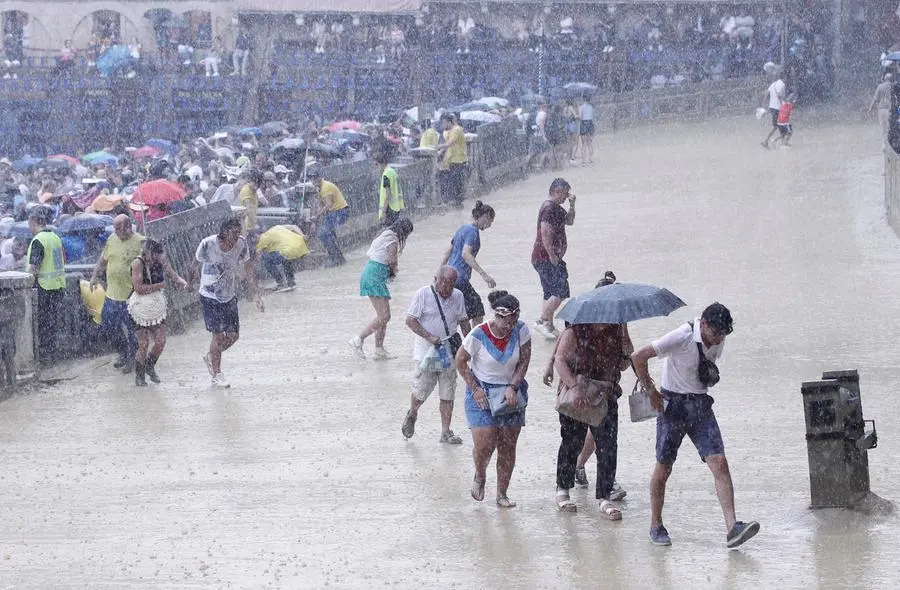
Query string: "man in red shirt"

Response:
xmin=531 ymin=178 xmax=576 ymax=339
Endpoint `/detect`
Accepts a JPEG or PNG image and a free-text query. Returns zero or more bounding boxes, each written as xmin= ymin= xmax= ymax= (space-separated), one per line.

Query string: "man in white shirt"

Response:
xmin=457 ymin=13 xmax=475 ymax=53
xmin=402 ymin=266 xmax=471 ymax=444
xmin=632 ymin=303 xmax=760 ymax=549
xmin=761 ymin=76 xmax=786 ymax=148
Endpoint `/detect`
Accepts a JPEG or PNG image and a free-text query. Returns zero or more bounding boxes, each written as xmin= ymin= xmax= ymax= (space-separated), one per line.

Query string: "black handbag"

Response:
xmin=689 ymin=322 xmax=720 ymax=387
xmin=431 ymin=287 xmax=463 ymax=356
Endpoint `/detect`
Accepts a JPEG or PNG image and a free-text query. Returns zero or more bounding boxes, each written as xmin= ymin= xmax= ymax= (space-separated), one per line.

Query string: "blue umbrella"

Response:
xmin=886 ymin=52 xmax=900 ymax=62
xmin=239 ymin=127 xmax=262 ymax=136
xmin=58 ymin=213 xmax=113 ymax=234
xmin=556 ymin=283 xmax=686 ymax=325
xmin=450 ymin=102 xmax=488 ymax=112
xmin=83 ymin=151 xmax=119 ymax=167
xmin=11 ymin=156 xmax=43 ymax=171
xmin=7 ymin=221 xmax=35 ymax=241
xmin=96 ymin=44 xmax=133 ymax=77
xmin=145 ymin=138 xmax=177 ymax=155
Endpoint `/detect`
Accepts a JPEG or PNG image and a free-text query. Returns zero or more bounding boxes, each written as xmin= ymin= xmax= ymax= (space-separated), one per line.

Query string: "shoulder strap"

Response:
xmin=689 ymin=321 xmax=708 ymax=360
xmin=430 ymin=286 xmax=452 ymax=337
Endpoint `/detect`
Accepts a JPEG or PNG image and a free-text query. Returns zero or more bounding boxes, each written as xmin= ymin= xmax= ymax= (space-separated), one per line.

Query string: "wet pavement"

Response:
xmin=1 ymin=117 xmax=898 ymax=588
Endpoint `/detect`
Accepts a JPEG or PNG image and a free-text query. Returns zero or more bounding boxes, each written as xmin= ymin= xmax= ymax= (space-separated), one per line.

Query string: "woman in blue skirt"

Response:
xmin=349 ymin=218 xmax=414 ymax=360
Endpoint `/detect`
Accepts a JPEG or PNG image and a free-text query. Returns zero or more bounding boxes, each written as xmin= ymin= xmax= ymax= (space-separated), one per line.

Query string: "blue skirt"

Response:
xmin=359 ymin=260 xmax=391 ymax=298
xmin=464 ymin=381 xmax=528 ymax=429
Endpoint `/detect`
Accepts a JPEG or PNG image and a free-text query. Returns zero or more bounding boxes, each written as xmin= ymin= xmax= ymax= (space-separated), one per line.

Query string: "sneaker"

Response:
xmin=533 ymin=319 xmax=559 ymax=340
xmin=650 ymin=525 xmax=672 ymax=546
xmin=275 ymin=285 xmax=295 ymax=293
xmin=401 ymin=410 xmax=416 ymax=439
xmin=374 ymin=347 xmax=397 ymax=360
xmin=726 ymin=521 xmax=760 ymax=549
xmin=760 ymin=140 xmax=770 ymax=150
xmin=575 ymin=467 xmax=589 ymax=488
xmin=211 ymin=373 xmax=231 ymax=388
xmin=608 ymin=481 xmax=627 ymax=501
xmin=202 ymin=353 xmax=214 ymax=376
xmin=440 ymin=430 xmax=463 ymax=444
xmin=348 ymin=336 xmax=365 ymax=358
xmin=113 ymin=356 xmax=126 ymax=369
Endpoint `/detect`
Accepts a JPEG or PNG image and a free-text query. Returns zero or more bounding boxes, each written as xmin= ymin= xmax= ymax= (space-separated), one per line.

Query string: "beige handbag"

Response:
xmin=556 ymin=375 xmax=617 ymax=427
xmin=628 ymin=380 xmax=659 ymax=423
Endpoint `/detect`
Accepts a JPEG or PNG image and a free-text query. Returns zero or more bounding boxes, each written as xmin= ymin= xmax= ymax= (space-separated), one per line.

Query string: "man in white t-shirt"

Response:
xmin=192 ymin=217 xmax=264 ymax=388
xmin=457 ymin=13 xmax=475 ymax=53
xmin=402 ymin=266 xmax=471 ymax=444
xmin=632 ymin=303 xmax=760 ymax=549
xmin=761 ymin=76 xmax=786 ymax=148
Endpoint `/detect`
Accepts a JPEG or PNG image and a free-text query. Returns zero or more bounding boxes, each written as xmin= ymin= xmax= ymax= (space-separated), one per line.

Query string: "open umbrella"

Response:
xmin=145 ymin=138 xmax=177 ymax=155
xmin=520 ymin=92 xmax=546 ymax=105
xmin=133 ymin=146 xmax=162 ymax=159
xmin=556 ymin=283 xmax=686 ymax=325
xmin=132 ymin=179 xmax=186 ymax=207
xmin=272 ymin=137 xmax=305 ymax=151
xmin=239 ymin=127 xmax=262 ymax=137
xmin=330 ymin=130 xmax=370 ymax=143
xmin=460 ymin=111 xmax=503 ymax=123
xmin=450 ymin=101 xmax=488 ymax=112
xmin=308 ymin=142 xmax=342 ymax=158
xmin=96 ymin=44 xmax=133 ymax=77
xmin=7 ymin=221 xmax=35 ymax=241
xmin=328 ymin=120 xmax=362 ymax=132
xmin=47 ymin=154 xmax=79 ymax=166
xmin=58 ymin=213 xmax=113 ymax=234
xmin=39 ymin=158 xmax=72 ymax=170
xmin=11 ymin=156 xmax=42 ymax=171
xmin=261 ymin=121 xmax=288 ymax=136
xmin=83 ymin=150 xmax=119 ymax=167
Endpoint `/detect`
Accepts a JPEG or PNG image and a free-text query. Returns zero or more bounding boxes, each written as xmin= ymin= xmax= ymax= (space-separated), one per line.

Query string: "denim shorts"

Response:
xmin=201 ymin=295 xmax=240 ymax=335
xmin=532 ymin=260 xmax=570 ymax=300
xmin=464 ymin=383 xmax=527 ymax=429
xmin=655 ymin=391 xmax=724 ymax=465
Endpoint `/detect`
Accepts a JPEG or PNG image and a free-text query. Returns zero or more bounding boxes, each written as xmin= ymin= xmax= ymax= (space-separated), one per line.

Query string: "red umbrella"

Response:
xmin=47 ymin=154 xmax=79 ymax=166
xmin=132 ymin=179 xmax=186 ymax=207
xmin=328 ymin=120 xmax=362 ymax=132
xmin=133 ymin=146 xmax=162 ymax=159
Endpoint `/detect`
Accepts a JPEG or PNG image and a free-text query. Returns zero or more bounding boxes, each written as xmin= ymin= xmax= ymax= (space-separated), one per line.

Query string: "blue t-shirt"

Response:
xmin=448 ymin=223 xmax=480 ymax=285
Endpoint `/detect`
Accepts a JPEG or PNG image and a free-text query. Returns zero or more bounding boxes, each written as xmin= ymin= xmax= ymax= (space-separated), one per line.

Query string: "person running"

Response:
xmin=193 ymin=217 xmax=264 ymax=388
xmin=401 ymin=266 xmax=471 ymax=444
xmin=531 ymin=178 xmax=576 ymax=339
xmin=578 ymin=95 xmax=594 ymax=165
xmin=457 ymin=290 xmax=532 ymax=508
xmin=349 ymin=218 xmax=414 ymax=360
xmin=375 ymin=151 xmax=405 ymax=227
xmin=761 ymin=75 xmax=786 ymax=149
xmin=631 ymin=303 xmax=760 ymax=548
xmin=89 ymin=214 xmax=144 ymax=373
xmin=308 ymin=166 xmax=350 ymax=267
xmin=129 ymin=238 xmax=189 ymax=386
xmin=441 ymin=200 xmax=496 ymax=326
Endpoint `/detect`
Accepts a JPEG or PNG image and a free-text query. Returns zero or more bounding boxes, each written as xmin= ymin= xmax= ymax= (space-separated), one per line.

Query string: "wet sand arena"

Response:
xmin=1 ymin=116 xmax=899 ymax=588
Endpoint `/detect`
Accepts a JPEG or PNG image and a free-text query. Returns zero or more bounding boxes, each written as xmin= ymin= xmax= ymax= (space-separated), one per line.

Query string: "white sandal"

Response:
xmin=556 ymin=489 xmax=577 ymax=513
xmin=600 ymin=499 xmax=622 ymax=521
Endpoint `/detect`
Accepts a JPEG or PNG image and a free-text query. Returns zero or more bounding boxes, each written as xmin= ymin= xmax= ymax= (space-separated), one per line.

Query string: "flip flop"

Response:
xmin=471 ymin=477 xmax=485 ymax=502
xmin=496 ymin=495 xmax=516 ymax=508
xmin=600 ymin=499 xmax=622 ymax=521
xmin=556 ymin=490 xmax=577 ymax=513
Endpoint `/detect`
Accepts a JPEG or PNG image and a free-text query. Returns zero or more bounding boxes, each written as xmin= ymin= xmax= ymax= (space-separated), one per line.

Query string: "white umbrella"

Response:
xmin=460 ymin=111 xmax=503 ymax=123
xmin=476 ymin=96 xmax=509 ymax=109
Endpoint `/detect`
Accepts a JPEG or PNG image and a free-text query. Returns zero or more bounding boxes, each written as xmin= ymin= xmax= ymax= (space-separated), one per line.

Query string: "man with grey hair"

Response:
xmin=869 ymin=72 xmax=894 ymax=149
xmin=402 ymin=266 xmax=471 ymax=444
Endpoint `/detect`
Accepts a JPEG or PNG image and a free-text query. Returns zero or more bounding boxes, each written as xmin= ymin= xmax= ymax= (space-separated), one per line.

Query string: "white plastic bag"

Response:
xmin=755 ymin=107 xmax=766 ymax=120
xmin=415 ymin=345 xmax=449 ymax=377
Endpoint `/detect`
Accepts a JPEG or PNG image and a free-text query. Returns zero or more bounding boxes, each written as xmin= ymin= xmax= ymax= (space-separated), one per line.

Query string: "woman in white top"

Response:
xmin=456 ymin=290 xmax=532 ymax=508
xmin=349 ymin=218 xmax=414 ymax=360
xmin=578 ymin=95 xmax=595 ymax=165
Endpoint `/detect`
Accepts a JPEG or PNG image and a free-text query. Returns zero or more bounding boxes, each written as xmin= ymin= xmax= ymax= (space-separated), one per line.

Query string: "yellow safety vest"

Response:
xmin=27 ymin=230 xmax=66 ymax=291
xmin=378 ymin=166 xmax=404 ymax=218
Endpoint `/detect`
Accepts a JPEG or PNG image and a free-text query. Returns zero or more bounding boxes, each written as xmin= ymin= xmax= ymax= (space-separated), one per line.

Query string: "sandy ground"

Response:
xmin=1 ymin=114 xmax=898 ymax=589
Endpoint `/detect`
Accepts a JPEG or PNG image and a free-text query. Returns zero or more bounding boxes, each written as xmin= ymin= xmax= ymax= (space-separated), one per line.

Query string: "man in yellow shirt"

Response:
xmin=239 ymin=170 xmax=262 ymax=231
xmin=375 ymin=150 xmax=404 ymax=226
xmin=250 ymin=224 xmax=308 ymax=292
xmin=435 ymin=113 xmax=469 ymax=208
xmin=89 ymin=214 xmax=145 ymax=373
xmin=419 ymin=120 xmax=439 ymax=148
xmin=308 ymin=166 xmax=350 ymax=267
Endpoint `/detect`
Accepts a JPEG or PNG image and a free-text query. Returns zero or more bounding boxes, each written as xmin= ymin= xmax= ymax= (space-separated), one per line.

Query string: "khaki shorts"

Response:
xmin=412 ymin=366 xmax=458 ymax=402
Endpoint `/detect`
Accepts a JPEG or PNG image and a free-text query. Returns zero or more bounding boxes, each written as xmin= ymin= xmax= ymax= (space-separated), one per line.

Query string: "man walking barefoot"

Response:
xmin=631 ymin=303 xmax=759 ymax=549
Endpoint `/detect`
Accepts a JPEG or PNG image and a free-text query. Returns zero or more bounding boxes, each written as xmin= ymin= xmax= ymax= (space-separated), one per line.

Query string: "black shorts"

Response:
xmin=532 ymin=259 xmax=570 ymax=300
xmin=579 ymin=120 xmax=595 ymax=136
xmin=777 ymin=123 xmax=793 ymax=137
xmin=457 ymin=280 xmax=485 ymax=319
xmin=770 ymin=108 xmax=780 ymax=128
xmin=201 ymin=295 xmax=240 ymax=335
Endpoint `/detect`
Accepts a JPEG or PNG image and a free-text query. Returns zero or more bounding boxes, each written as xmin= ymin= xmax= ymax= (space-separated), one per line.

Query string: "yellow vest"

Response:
xmin=378 ymin=166 xmax=405 ymax=217
xmin=27 ymin=230 xmax=66 ymax=291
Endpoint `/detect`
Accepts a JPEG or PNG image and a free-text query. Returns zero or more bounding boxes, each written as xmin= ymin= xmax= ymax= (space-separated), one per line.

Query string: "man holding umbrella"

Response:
xmin=631 ymin=302 xmax=760 ymax=549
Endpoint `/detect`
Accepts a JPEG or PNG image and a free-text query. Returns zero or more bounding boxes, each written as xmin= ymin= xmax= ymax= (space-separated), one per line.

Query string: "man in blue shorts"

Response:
xmin=631 ymin=303 xmax=760 ymax=549
xmin=531 ymin=178 xmax=576 ymax=339
xmin=192 ymin=217 xmax=264 ymax=388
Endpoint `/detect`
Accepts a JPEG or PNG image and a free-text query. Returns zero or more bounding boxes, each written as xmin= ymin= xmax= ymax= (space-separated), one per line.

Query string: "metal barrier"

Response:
xmin=885 ymin=147 xmax=900 ymax=238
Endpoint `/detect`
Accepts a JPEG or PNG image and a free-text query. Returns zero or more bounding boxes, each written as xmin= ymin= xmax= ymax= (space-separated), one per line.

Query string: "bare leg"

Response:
xmin=541 ymin=295 xmax=563 ymax=323
xmin=650 ymin=462 xmax=672 ymax=528
xmin=706 ymin=454 xmax=737 ymax=531
xmin=134 ymin=328 xmax=150 ymax=364
xmin=439 ymin=399 xmax=454 ymax=434
xmin=576 ymin=430 xmax=596 ymax=469
xmin=149 ymin=325 xmax=166 ymax=358
xmin=496 ymin=426 xmax=521 ymax=500
xmin=471 ymin=427 xmax=498 ymax=485
xmin=359 ymin=297 xmax=391 ymax=347
xmin=209 ymin=332 xmax=239 ymax=374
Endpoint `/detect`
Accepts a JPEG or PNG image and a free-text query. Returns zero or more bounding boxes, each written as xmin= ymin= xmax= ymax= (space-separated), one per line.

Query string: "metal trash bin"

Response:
xmin=801 ymin=370 xmax=878 ymax=508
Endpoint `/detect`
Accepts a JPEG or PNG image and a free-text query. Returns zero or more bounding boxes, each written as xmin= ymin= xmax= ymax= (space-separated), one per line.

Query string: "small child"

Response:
xmin=772 ymin=93 xmax=796 ymax=149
